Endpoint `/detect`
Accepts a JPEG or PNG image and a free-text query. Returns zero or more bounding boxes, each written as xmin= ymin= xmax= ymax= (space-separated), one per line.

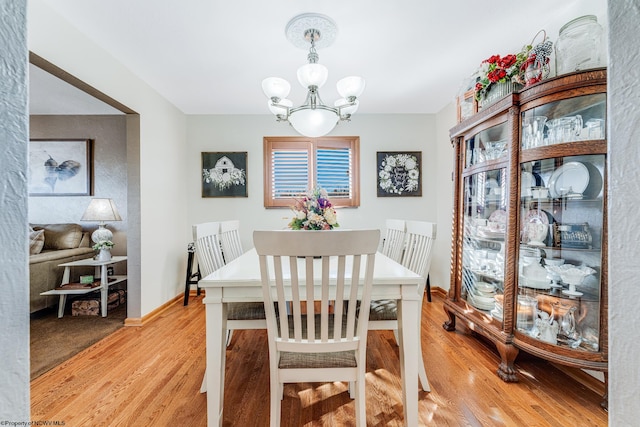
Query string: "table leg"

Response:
xmin=398 ymin=293 xmax=420 ymax=427
xmin=204 ymin=293 xmax=227 ymax=427
xmin=100 ymin=264 xmax=108 ymax=317
xmin=57 ymin=295 xmax=67 ymax=318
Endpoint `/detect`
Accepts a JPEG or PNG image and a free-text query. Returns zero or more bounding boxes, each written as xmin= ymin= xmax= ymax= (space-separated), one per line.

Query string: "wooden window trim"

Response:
xmin=263 ymin=136 xmax=360 ymax=208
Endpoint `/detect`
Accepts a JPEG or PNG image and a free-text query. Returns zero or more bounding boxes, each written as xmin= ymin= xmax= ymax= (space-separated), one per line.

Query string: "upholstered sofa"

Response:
xmin=29 ymin=223 xmax=95 ymax=313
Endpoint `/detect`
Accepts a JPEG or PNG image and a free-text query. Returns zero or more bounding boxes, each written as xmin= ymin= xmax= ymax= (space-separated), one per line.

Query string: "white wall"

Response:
xmin=186 ymin=113 xmax=456 ymax=289
xmin=29 ymin=0 xmax=189 ymax=317
xmin=0 ymin=0 xmax=30 ymax=420
xmin=608 ymin=0 xmax=640 ymax=423
xmin=434 ymin=102 xmax=457 ymax=291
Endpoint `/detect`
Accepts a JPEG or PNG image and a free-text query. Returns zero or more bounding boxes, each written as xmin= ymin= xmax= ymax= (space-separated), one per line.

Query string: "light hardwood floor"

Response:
xmin=31 ymin=292 xmax=608 ymax=426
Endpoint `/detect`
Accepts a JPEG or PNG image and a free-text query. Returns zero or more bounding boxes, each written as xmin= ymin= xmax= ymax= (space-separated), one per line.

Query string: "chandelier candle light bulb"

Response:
xmin=262 ymin=13 xmax=365 ymax=138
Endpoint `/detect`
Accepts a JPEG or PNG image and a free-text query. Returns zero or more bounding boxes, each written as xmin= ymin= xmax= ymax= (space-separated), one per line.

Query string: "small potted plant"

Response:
xmin=93 ymin=240 xmax=114 ymax=261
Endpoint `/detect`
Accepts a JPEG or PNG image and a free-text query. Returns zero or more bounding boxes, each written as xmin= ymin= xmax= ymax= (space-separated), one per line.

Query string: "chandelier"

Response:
xmin=261 ymin=13 xmax=365 ymax=138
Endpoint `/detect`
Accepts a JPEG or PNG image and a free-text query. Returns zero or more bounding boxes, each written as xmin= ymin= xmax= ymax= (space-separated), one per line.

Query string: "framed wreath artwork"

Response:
xmin=376 ymin=151 xmax=422 ymax=197
xmin=202 ymin=152 xmax=248 ymax=197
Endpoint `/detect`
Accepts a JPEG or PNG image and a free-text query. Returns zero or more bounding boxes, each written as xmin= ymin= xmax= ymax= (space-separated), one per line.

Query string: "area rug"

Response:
xmin=30 ymin=302 xmax=126 ymax=380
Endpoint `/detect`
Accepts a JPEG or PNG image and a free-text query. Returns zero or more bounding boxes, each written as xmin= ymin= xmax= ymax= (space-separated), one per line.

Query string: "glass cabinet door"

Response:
xmin=517 ymin=154 xmax=605 ymax=352
xmin=461 ymin=168 xmax=508 ymax=321
xmin=521 ymin=93 xmax=606 ymax=150
xmin=464 ymin=122 xmax=509 ymax=168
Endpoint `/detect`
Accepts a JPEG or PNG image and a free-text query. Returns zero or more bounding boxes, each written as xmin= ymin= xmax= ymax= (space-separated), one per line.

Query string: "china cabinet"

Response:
xmin=444 ymin=69 xmax=607 ymax=407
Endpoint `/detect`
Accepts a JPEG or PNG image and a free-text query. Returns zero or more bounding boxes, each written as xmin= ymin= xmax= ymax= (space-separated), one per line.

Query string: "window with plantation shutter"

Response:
xmin=272 ymin=149 xmax=309 ymax=199
xmin=263 ymin=136 xmax=360 ymax=208
xmin=317 ymin=147 xmax=351 ymax=199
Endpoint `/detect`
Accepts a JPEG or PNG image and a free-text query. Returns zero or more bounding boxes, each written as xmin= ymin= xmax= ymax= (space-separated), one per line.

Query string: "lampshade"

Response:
xmin=297 ymin=63 xmax=328 ymax=89
xmin=81 ymin=198 xmax=122 ymax=222
xmin=81 ymin=198 xmax=122 ymax=243
xmin=262 ymin=77 xmax=291 ymax=100
xmin=337 ymin=76 xmax=366 ymax=99
xmin=288 ymin=108 xmax=339 ymax=138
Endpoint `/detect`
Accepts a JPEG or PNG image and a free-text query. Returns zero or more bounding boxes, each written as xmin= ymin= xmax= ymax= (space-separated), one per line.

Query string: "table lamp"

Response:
xmin=81 ymin=198 xmax=122 ymax=243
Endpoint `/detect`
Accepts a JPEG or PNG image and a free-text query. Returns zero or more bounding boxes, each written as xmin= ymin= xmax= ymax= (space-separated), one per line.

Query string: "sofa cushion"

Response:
xmin=33 ymin=223 xmax=83 ymax=250
xmin=29 ymin=247 xmax=95 ymax=265
xmin=29 ymin=229 xmax=45 ymax=255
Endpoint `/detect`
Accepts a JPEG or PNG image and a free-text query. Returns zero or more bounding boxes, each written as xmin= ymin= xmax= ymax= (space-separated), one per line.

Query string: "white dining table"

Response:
xmin=199 ymin=248 xmax=424 ymax=427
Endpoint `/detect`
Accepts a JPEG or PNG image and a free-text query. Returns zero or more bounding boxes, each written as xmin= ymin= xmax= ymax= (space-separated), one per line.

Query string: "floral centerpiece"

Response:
xmin=288 ymin=187 xmax=339 ymax=230
xmin=474 ymin=45 xmax=532 ymax=102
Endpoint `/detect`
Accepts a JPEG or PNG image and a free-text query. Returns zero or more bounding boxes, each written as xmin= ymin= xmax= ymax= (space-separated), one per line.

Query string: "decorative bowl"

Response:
xmin=545 ymin=264 xmax=596 ymax=296
xmin=545 ymin=264 xmax=596 ymax=285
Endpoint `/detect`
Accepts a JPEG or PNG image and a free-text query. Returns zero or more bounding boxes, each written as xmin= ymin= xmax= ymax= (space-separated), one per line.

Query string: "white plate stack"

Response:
xmin=467 ymin=281 xmax=497 ymax=311
xmin=491 ymin=294 xmax=504 ymax=321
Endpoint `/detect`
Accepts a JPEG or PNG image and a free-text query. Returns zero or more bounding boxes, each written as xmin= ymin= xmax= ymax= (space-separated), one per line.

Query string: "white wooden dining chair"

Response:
xmin=369 ymin=220 xmax=437 ymax=392
xmin=193 ymin=222 xmax=266 ymax=392
xmin=219 ymin=219 xmax=244 ymax=263
xmin=193 ymin=221 xmax=266 ymax=342
xmin=254 ymin=229 xmax=380 ymax=427
xmin=380 ymin=219 xmax=406 ymax=263
xmin=217 ymin=219 xmax=263 ymax=347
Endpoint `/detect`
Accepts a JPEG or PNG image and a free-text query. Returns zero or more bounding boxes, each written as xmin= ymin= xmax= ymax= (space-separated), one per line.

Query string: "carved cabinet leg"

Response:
xmin=442 ymin=307 xmax=456 ymax=331
xmin=495 ymin=341 xmax=519 ymax=382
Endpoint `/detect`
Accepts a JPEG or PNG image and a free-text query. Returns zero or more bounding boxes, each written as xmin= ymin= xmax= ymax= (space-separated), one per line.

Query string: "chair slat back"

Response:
xmin=381 ymin=219 xmax=406 ymax=263
xmin=192 ymin=222 xmax=225 ymax=276
xmin=220 ymin=220 xmax=244 ymax=263
xmin=254 ymin=230 xmax=380 ymax=354
xmin=401 ymin=221 xmax=437 ymax=293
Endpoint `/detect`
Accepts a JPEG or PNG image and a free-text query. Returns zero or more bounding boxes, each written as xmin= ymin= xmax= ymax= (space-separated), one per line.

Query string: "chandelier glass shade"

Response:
xmin=262 ymin=13 xmax=365 ymax=138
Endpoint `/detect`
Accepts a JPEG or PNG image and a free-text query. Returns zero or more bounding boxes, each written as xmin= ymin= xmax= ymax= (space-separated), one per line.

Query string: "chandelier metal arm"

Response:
xmin=270 ymin=96 xmax=358 ymax=122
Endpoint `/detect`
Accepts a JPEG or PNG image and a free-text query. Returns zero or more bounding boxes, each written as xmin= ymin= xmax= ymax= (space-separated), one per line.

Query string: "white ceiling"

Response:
xmin=31 ymin=0 xmax=607 ymax=115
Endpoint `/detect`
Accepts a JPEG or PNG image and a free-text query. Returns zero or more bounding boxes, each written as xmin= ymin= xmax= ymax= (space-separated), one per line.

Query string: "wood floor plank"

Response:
xmin=31 ymin=293 xmax=607 ymax=426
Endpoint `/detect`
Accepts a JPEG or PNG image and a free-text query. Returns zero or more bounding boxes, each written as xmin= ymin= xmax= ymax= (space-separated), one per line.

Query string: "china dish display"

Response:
xmin=485 ymin=178 xmax=501 ymax=200
xmin=446 ymin=70 xmax=607 ymax=398
xmin=521 ymin=170 xmax=542 ymax=197
xmin=488 ymin=209 xmax=507 ymax=225
xmin=544 ymin=264 xmax=596 ymax=296
xmin=476 ymin=209 xmax=507 ymax=239
xmin=548 ymin=161 xmax=589 ymax=198
xmin=519 ymin=255 xmax=552 ymax=289
xmin=544 ymin=258 xmax=565 ymax=288
xmin=491 ymin=294 xmax=504 ymax=321
xmin=521 ymin=209 xmax=552 ymax=245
